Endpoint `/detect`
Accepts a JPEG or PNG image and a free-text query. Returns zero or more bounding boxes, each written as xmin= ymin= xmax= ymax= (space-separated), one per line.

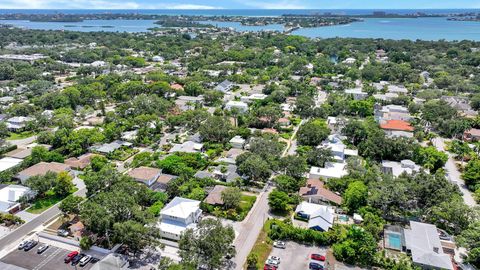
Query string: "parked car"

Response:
xmin=64 ymin=251 xmax=79 ymax=263
xmin=37 ymin=244 xmax=49 ymax=254
xmin=265 ymin=259 xmax=280 ymax=267
xmin=309 ymin=262 xmax=324 ymax=270
xmin=18 ymin=240 xmax=29 ymax=250
xmin=57 ymin=229 xmax=69 ymax=237
xmin=79 ymin=255 xmax=92 ymax=266
xmin=23 ymin=241 xmax=38 ymax=251
xmin=90 ymin=257 xmax=100 ymax=264
xmin=311 ymin=254 xmax=326 ymax=261
xmin=71 ymin=254 xmax=85 ymax=266
xmin=273 ymin=241 xmax=286 ymax=249
xmin=268 ymin=256 xmax=280 ymax=264
xmin=263 ymin=265 xmax=277 ymax=270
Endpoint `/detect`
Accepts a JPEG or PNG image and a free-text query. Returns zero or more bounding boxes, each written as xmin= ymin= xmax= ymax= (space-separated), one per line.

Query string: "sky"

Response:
xmin=0 ymin=0 xmax=479 ymax=10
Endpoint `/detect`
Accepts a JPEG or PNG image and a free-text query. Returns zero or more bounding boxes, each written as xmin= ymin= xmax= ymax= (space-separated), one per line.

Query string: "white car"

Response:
xmin=268 ymin=256 xmax=280 ymax=264
xmin=79 ymin=255 xmax=92 ymax=266
xmin=273 ymin=241 xmax=286 ymax=249
xmin=265 ymin=259 xmax=280 ymax=267
xmin=18 ymin=240 xmax=28 ymax=250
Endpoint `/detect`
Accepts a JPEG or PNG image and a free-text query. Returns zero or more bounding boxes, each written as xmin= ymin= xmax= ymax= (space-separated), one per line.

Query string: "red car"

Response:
xmin=264 ymin=264 xmax=277 ymax=270
xmin=64 ymin=251 xmax=79 ymax=263
xmin=311 ymin=254 xmax=326 ymax=261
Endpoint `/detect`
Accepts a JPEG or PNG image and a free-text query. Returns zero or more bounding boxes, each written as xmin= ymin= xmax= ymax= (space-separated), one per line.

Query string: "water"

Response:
xmin=197 ymin=20 xmax=284 ymax=32
xmin=1 ymin=9 xmax=480 ymax=40
xmin=386 ymin=233 xmax=402 ymax=250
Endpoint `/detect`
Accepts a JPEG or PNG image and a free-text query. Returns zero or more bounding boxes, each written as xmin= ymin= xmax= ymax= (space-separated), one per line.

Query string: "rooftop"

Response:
xmin=380 ymin=120 xmax=414 ymax=132
xmin=204 ymin=185 xmax=228 ymax=205
xmin=128 ymin=166 xmax=161 ymax=181
xmin=17 ymin=162 xmax=69 ymax=178
xmin=299 ymin=178 xmax=342 ymax=205
xmin=161 ymin=197 xmax=201 ymax=219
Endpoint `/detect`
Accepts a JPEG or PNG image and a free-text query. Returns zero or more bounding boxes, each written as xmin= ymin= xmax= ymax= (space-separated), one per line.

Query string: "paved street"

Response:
xmin=433 ymin=137 xmax=477 ymax=206
xmin=233 ymin=120 xmax=304 ymax=270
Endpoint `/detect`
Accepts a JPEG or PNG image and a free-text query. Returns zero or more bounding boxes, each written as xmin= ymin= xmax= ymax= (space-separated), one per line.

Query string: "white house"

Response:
xmin=169 ymin=141 xmax=204 ymax=153
xmin=225 ymin=101 xmax=249 ymax=113
xmin=320 ymin=135 xmax=358 ymax=162
xmin=240 ymin=93 xmax=268 ymax=103
xmin=229 ymin=136 xmax=246 ymax=149
xmin=309 ymin=162 xmax=348 ymax=180
xmin=295 ymin=201 xmax=335 ymax=232
xmin=158 ymin=197 xmax=202 ymax=241
xmin=152 ymin=55 xmax=164 ymax=62
xmin=381 ymin=160 xmax=423 ymax=177
xmin=0 ymin=157 xmax=23 ymax=173
xmin=344 ymin=88 xmax=368 ymax=100
xmin=6 ymin=116 xmax=34 ymax=131
xmin=0 ymin=184 xmax=34 ymax=213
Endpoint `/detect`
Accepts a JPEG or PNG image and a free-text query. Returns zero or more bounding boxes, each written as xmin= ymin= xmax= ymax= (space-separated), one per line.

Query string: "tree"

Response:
xmin=413 ymin=146 xmax=448 ymax=172
xmin=80 ymin=236 xmax=94 ymax=250
xmin=113 ymin=220 xmax=162 ymax=256
xmin=221 ymin=187 xmax=242 ymax=210
xmin=297 ymin=119 xmax=330 ymax=146
xmin=179 ymin=218 xmax=235 ymax=270
xmin=59 ymin=195 xmax=84 ymax=216
xmin=457 ymin=221 xmax=480 ymax=268
xmin=54 ymin=171 xmax=75 ymax=197
xmin=343 ymin=181 xmax=368 ymax=214
xmin=268 ymin=189 xmax=290 ymax=212
xmin=426 ymin=197 xmax=478 ymax=235
xmin=275 ymin=174 xmax=301 ymax=194
xmin=25 ymin=171 xmax=57 ymax=196
xmin=463 ymin=158 xmax=480 ymax=190
xmin=306 ymin=147 xmax=333 ymax=167
xmin=237 ymin=153 xmax=271 ymax=182
xmin=199 ymin=116 xmax=232 ymax=144
xmin=280 ymin=155 xmax=308 ymax=179
xmin=332 ymin=226 xmax=377 ymax=266
xmin=247 ymin=253 xmax=258 ymax=269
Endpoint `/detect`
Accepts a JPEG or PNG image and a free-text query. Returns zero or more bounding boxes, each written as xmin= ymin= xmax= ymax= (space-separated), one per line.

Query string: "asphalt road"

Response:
xmin=0 ymin=187 xmax=86 ymax=253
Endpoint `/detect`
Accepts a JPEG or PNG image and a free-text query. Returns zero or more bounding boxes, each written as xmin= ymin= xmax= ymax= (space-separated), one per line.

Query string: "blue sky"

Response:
xmin=0 ymin=0 xmax=479 ymax=9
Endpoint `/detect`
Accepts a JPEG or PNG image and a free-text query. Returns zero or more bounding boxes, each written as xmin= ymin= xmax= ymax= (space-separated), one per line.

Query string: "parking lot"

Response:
xmin=1 ymin=242 xmax=96 ymax=270
xmin=268 ymin=241 xmax=327 ymax=270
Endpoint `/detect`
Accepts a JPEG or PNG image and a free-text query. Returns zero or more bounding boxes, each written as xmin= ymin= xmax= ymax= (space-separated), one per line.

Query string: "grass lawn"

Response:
xmin=26 ymin=188 xmax=78 ymax=214
xmin=238 ymin=194 xmax=257 ymax=218
xmin=246 ymin=219 xmax=274 ymax=269
xmin=7 ymin=131 xmax=36 ymax=141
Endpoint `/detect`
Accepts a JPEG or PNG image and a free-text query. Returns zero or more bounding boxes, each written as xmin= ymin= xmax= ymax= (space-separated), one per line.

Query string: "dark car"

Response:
xmin=311 ymin=254 xmax=326 ymax=261
xmin=263 ymin=265 xmax=277 ymax=270
xmin=37 ymin=244 xmax=49 ymax=254
xmin=64 ymin=251 xmax=79 ymax=263
xmin=90 ymin=257 xmax=99 ymax=264
xmin=309 ymin=262 xmax=324 ymax=270
xmin=23 ymin=241 xmax=37 ymax=251
xmin=71 ymin=254 xmax=85 ymax=266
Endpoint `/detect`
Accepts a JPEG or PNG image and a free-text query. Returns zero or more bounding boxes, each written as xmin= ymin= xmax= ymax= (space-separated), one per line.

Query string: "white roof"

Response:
xmin=404 ymin=221 xmax=454 ymax=270
xmin=382 ymin=160 xmax=422 ymax=177
xmin=0 ymin=185 xmax=32 ymax=212
xmin=0 ymin=157 xmax=23 ymax=172
xmin=160 ymin=197 xmax=200 ymax=219
xmin=295 ymin=202 xmax=335 ymax=231
xmin=226 ymin=101 xmax=248 ymax=107
xmin=229 ymin=136 xmax=246 ymax=144
xmin=310 ymin=162 xmax=347 ymax=179
xmin=169 ymin=141 xmax=203 ymax=153
xmin=345 ymin=88 xmax=366 ymax=95
xmin=159 ymin=219 xmax=197 ymax=235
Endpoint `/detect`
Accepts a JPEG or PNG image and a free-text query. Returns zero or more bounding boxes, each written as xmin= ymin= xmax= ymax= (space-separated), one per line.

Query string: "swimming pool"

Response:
xmin=338 ymin=215 xmax=349 ymax=222
xmin=386 ymin=233 xmax=402 ymax=250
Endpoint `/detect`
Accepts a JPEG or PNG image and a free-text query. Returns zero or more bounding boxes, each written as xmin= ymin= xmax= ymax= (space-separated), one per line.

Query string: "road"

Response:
xmin=432 ymin=137 xmax=477 ymax=207
xmin=0 ymin=184 xmax=86 ymax=254
xmin=233 ymin=119 xmax=304 ymax=270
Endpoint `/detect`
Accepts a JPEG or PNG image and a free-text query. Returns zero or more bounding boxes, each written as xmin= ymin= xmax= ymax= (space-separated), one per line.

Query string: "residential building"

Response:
xmin=175 ymin=96 xmax=204 ymax=111
xmin=464 ymin=128 xmax=480 ymax=142
xmin=16 ymin=162 xmax=71 ymax=184
xmin=404 ymin=221 xmax=454 ymax=270
xmin=64 ymin=153 xmax=98 ymax=170
xmin=229 ymin=136 xmax=246 ymax=149
xmin=225 ymin=101 xmax=249 ymax=113
xmin=204 ymin=185 xmax=228 ymax=206
xmin=215 ymin=80 xmax=234 ymax=93
xmin=382 ymin=160 xmax=423 ymax=177
xmin=158 ymin=197 xmax=202 ymax=241
xmin=213 ymin=164 xmax=241 ymax=183
xmin=320 ymin=135 xmax=358 ymax=162
xmin=0 ymin=157 xmax=23 ymax=173
xmin=387 ymin=85 xmax=408 ymax=94
xmin=299 ymin=178 xmax=342 ymax=205
xmin=295 ymin=201 xmax=335 ymax=232
xmin=309 ymin=162 xmax=348 ymax=180
xmin=344 ymin=87 xmax=368 ymax=100
xmin=0 ymin=184 xmax=33 ymax=213
xmin=375 ymin=104 xmax=412 ymax=123
xmin=380 ymin=120 xmax=414 ymax=138
xmin=442 ymin=96 xmax=477 ymax=117
xmin=4 ymin=148 xmax=32 ymax=159
xmin=90 ymin=140 xmax=132 ymax=155
xmin=128 ymin=166 xmax=162 ymax=186
xmin=373 ymin=92 xmax=399 ymax=102
xmin=6 ymin=116 xmax=34 ymax=131
xmin=240 ymin=93 xmax=268 ymax=103
xmin=150 ymin=173 xmax=177 ymax=191
xmin=169 ymin=141 xmax=204 ymax=153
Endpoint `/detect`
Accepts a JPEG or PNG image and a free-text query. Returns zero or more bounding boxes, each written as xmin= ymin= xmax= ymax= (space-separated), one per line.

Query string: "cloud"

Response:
xmin=0 ymin=0 xmax=222 ymax=9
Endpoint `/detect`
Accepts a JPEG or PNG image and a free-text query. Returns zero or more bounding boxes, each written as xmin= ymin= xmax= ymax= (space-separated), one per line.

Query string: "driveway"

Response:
xmin=432 ymin=137 xmax=477 ymax=206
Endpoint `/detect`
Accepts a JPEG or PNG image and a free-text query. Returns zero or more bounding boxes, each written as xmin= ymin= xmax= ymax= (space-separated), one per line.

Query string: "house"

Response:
xmin=229 ymin=136 xmax=246 ymax=149
xmin=4 ymin=148 xmax=32 ymax=159
xmin=225 ymin=101 xmax=249 ymax=113
xmin=215 ymin=80 xmax=234 ymax=93
xmin=0 ymin=157 xmax=23 ymax=173
xmin=16 ymin=162 xmax=71 ymax=184
xmin=387 ymin=85 xmax=408 ymax=94
xmin=121 ymin=130 xmax=138 ymax=142
xmin=151 ymin=173 xmax=177 ymax=191
xmin=299 ymin=178 xmax=342 ymax=205
xmin=158 ymin=197 xmax=202 ymax=240
xmin=152 ymin=55 xmax=164 ymax=62
xmin=240 ymin=93 xmax=268 ymax=103
xmin=380 ymin=120 xmax=414 ymax=138
xmin=278 ymin=117 xmax=291 ymax=127
xmin=175 ymin=96 xmax=204 ymax=111
xmin=441 ymin=96 xmax=477 ymax=117
xmin=213 ymin=164 xmax=241 ymax=183
xmin=0 ymin=184 xmax=33 ymax=213
xmin=64 ymin=153 xmax=98 ymax=170
xmin=90 ymin=140 xmax=132 ymax=155
xmin=309 ymin=162 xmax=348 ymax=180
xmin=464 ymin=128 xmax=480 ymax=142
xmin=170 ymin=83 xmax=184 ymax=91
xmin=344 ymin=88 xmax=368 ymax=100
xmin=382 ymin=160 xmax=423 ymax=177
xmin=342 ymin=57 xmax=356 ymax=65
xmin=128 ymin=166 xmax=162 ymax=186
xmin=169 ymin=141 xmax=204 ymax=153
xmin=375 ymin=104 xmax=412 ymax=123
xmin=320 ymin=135 xmax=358 ymax=162
xmin=6 ymin=116 xmax=34 ymax=131
xmin=91 ymin=253 xmax=127 ymax=270
xmin=373 ymin=92 xmax=399 ymax=102
xmin=204 ymin=185 xmax=228 ymax=206
xmin=404 ymin=221 xmax=454 ymax=270
xmin=295 ymin=201 xmax=335 ymax=232
xmin=194 ymin=170 xmax=214 ymax=179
